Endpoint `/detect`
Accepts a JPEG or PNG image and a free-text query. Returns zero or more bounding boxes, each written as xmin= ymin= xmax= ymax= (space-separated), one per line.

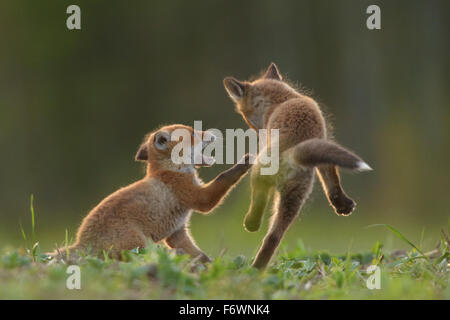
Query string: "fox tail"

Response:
xmin=292 ymin=138 xmax=372 ymax=171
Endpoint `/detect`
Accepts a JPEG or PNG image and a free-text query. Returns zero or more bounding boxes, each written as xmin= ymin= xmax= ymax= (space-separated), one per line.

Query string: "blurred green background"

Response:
xmin=0 ymin=0 xmax=448 ymax=257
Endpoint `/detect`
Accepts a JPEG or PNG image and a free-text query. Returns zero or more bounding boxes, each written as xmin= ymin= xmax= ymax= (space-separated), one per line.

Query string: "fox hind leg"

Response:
xmin=108 ymin=228 xmax=147 ymax=259
xmin=252 ymin=169 xmax=314 ymax=270
xmin=316 ymin=165 xmax=355 ymax=215
xmin=244 ymin=164 xmax=274 ymax=232
xmin=165 ymin=226 xmax=211 ymax=263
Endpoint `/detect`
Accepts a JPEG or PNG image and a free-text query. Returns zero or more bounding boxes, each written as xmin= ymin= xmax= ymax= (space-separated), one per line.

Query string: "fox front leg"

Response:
xmin=190 ymin=153 xmax=252 ymax=213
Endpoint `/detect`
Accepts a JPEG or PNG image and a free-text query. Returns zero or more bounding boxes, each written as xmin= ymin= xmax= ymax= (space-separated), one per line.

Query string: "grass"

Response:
xmin=0 ymin=198 xmax=448 ymax=300
xmin=0 ymin=233 xmax=448 ymax=299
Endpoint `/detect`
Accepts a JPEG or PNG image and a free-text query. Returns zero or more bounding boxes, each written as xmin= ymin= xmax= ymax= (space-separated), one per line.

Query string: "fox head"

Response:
xmin=135 ymin=124 xmax=216 ymax=173
xmin=223 ymin=63 xmax=298 ymax=129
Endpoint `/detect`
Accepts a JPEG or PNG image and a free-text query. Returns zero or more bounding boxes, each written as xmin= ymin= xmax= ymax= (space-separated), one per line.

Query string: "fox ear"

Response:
xmin=223 ymin=77 xmax=246 ymax=102
xmin=135 ymin=143 xmax=148 ymax=162
xmin=263 ymin=62 xmax=282 ymax=81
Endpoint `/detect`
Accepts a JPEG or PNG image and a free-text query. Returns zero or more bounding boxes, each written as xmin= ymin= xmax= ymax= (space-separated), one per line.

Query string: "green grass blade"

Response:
xmin=30 ymin=194 xmax=36 ymax=242
xmin=366 ymin=224 xmax=425 ymax=256
xmin=19 ymin=221 xmax=27 ymax=241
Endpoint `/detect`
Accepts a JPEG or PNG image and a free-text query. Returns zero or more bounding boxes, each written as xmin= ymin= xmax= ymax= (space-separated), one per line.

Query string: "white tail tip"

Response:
xmin=356 ymin=161 xmax=372 ymax=172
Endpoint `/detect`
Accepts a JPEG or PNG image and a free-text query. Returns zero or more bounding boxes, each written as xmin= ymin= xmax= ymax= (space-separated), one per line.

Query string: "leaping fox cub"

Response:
xmin=52 ymin=124 xmax=251 ymax=261
xmin=223 ymin=63 xmax=371 ymax=269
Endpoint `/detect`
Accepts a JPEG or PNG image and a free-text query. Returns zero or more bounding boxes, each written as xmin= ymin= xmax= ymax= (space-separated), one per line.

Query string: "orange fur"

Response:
xmin=224 ymin=63 xmax=371 ymax=269
xmin=51 ymin=124 xmax=251 ymax=262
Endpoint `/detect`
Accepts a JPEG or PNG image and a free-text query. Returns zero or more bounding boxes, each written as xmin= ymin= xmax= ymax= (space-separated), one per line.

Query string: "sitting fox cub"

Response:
xmin=52 ymin=124 xmax=251 ymax=261
xmin=223 ymin=63 xmax=371 ymax=269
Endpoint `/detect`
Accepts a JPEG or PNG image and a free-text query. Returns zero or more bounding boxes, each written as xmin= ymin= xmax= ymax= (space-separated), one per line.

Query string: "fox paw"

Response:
xmin=330 ymin=193 xmax=356 ymax=216
xmin=244 ymin=216 xmax=262 ymax=232
xmin=198 ymin=254 xmax=212 ymax=264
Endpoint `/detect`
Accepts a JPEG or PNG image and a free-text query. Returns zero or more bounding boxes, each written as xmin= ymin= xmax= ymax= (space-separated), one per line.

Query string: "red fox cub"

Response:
xmin=52 ymin=124 xmax=251 ymax=262
xmin=223 ymin=63 xmax=371 ymax=269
